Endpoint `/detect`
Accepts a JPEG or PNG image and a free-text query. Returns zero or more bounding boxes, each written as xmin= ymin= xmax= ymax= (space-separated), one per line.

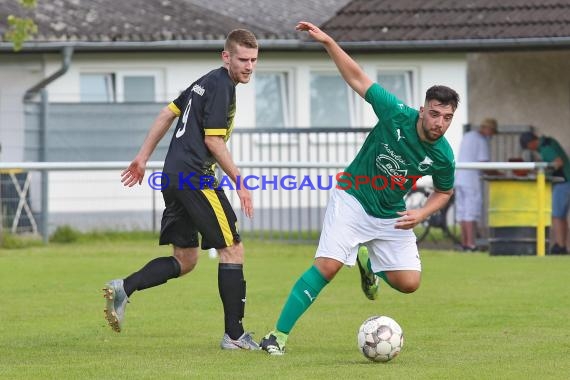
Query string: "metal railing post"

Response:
xmin=536 ymin=166 xmax=546 ymax=257
xmin=151 ymin=172 xmax=156 ymax=234
xmin=40 ymin=90 xmax=49 ymax=244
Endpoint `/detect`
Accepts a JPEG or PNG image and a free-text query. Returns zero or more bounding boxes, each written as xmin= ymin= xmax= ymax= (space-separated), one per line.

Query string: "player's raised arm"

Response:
xmin=296 ymin=21 xmax=373 ymax=98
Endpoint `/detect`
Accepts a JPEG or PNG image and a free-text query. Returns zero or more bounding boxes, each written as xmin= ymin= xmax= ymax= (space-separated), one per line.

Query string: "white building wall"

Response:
xmin=45 ymin=51 xmax=468 ymax=146
xmin=0 ymin=55 xmax=45 ymax=162
xmin=468 ymin=50 xmax=570 ymax=153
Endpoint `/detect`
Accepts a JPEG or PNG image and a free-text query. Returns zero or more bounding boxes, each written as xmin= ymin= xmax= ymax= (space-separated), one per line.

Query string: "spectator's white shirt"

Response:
xmin=455 ymin=130 xmax=491 ymax=189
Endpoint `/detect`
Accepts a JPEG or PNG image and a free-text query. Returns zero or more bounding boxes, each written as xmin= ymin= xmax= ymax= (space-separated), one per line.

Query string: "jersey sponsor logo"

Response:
xmin=418 ymin=156 xmax=434 ymax=171
xmin=175 ymin=99 xmax=192 ymax=138
xmin=191 ymin=84 xmax=205 ymax=96
xmin=381 ymin=143 xmax=408 ymax=167
xmin=375 ymin=154 xmax=408 ymax=180
xmin=375 ymin=144 xmax=410 ymax=183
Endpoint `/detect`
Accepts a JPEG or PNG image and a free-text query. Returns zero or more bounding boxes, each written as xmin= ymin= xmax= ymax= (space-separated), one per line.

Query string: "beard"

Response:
xmin=421 ymin=120 xmax=443 ymax=142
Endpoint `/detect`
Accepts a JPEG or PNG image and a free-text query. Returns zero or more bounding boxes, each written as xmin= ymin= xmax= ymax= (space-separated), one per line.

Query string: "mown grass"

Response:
xmin=0 ymin=235 xmax=568 ymax=379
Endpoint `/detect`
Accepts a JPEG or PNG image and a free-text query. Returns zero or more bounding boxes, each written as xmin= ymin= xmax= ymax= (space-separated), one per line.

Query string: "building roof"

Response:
xmin=0 ymin=0 xmax=350 ymax=43
xmin=1 ymin=0 xmax=569 ymax=52
xmin=184 ymin=0 xmax=351 ymax=38
xmin=320 ymin=0 xmax=570 ymax=50
xmin=0 ymin=0 xmax=274 ymax=42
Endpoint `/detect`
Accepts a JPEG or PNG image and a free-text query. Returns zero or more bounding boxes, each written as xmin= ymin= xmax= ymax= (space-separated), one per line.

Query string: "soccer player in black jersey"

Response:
xmin=103 ymin=29 xmax=260 ymax=350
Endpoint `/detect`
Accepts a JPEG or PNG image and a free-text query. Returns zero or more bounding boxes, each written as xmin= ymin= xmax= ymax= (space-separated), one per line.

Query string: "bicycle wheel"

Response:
xmin=404 ymin=188 xmax=431 ymax=243
xmin=441 ymin=194 xmax=462 ymax=245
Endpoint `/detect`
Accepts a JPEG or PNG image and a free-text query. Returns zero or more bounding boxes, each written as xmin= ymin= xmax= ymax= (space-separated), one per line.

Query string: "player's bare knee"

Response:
xmin=386 ymin=271 xmax=421 ymax=293
xmin=173 ymin=247 xmax=198 ymax=275
xmin=396 ymin=281 xmax=420 ymax=293
xmin=218 ymin=242 xmax=244 ymax=264
xmin=314 ymin=257 xmax=342 ymax=280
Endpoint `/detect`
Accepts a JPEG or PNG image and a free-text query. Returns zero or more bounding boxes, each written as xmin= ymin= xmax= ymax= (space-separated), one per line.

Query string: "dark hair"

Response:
xmin=519 ymin=131 xmax=538 ymax=149
xmin=224 ymin=29 xmax=258 ymax=52
xmin=425 ymin=85 xmax=460 ymax=110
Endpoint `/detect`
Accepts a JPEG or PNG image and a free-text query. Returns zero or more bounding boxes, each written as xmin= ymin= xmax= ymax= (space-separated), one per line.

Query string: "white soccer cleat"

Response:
xmin=220 ymin=332 xmax=260 ymax=350
xmin=103 ymin=279 xmax=129 ymax=333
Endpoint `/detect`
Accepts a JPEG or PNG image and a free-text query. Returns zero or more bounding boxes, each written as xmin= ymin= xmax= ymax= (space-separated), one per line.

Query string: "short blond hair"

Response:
xmin=224 ymin=29 xmax=258 ymax=53
xmin=481 ymin=118 xmax=498 ymax=131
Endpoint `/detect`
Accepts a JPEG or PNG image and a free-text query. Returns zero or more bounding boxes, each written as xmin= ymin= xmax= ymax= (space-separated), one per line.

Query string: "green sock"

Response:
xmin=366 ymin=258 xmax=373 ymax=272
xmin=375 ymin=270 xmax=397 ymax=290
xmin=275 ymin=265 xmax=329 ymax=335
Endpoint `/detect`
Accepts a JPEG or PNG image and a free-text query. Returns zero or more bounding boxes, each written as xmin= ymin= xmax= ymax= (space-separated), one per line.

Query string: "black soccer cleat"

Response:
xmin=260 ymin=332 xmax=286 ymax=355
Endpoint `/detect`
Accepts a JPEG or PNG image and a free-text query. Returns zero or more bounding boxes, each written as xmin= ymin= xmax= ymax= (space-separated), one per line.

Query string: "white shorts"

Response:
xmin=315 ymin=188 xmax=421 ymax=273
xmin=455 ymin=185 xmax=482 ymax=222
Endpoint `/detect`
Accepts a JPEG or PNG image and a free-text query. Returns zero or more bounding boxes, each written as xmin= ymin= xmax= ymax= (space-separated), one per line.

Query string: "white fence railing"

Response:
xmin=0 ymin=161 xmax=552 ymax=255
xmin=0 ymin=161 xmax=551 ymax=171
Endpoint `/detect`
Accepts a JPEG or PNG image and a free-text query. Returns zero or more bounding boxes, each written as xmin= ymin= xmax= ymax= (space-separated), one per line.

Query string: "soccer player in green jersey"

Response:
xmin=260 ymin=21 xmax=459 ymax=355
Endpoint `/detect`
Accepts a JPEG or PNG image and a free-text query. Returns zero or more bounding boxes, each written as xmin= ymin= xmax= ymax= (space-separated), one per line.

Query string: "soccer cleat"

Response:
xmin=220 ymin=332 xmax=260 ymax=350
xmin=103 ymin=279 xmax=129 ymax=333
xmin=260 ymin=332 xmax=286 ymax=355
xmin=356 ymin=246 xmax=379 ymax=300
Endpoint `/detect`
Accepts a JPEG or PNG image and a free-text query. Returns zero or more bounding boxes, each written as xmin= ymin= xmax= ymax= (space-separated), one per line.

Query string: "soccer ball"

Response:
xmin=357 ymin=315 xmax=404 ymax=362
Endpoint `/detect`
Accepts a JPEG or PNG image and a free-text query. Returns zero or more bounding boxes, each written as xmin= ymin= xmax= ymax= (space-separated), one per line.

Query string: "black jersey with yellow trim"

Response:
xmin=163 ymin=67 xmax=236 ymax=183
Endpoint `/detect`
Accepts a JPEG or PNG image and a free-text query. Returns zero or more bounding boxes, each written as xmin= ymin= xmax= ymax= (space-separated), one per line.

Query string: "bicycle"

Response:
xmin=404 ymin=186 xmax=461 ymax=245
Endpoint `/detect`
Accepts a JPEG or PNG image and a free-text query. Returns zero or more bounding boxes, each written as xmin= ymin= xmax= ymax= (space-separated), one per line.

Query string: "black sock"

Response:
xmin=123 ymin=256 xmax=181 ymax=297
xmin=218 ymin=263 xmax=246 ymax=340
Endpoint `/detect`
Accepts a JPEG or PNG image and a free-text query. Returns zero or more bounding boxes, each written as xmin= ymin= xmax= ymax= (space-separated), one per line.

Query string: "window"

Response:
xmin=255 ymin=72 xmax=290 ymax=128
xmin=80 ymin=71 xmax=161 ymax=103
xmin=123 ymin=76 xmax=156 ymax=102
xmin=377 ymin=70 xmax=413 ymax=105
xmin=310 ymin=72 xmax=355 ymax=128
xmin=80 ymin=73 xmax=115 ymax=102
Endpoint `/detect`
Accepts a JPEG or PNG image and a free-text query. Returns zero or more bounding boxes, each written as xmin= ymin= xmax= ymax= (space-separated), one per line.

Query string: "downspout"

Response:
xmin=22 ymin=46 xmax=73 ymax=243
xmin=23 ymin=45 xmax=74 ymax=102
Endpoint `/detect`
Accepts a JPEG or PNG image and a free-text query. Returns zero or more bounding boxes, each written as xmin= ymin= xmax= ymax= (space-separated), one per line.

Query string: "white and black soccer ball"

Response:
xmin=357 ymin=315 xmax=404 ymax=362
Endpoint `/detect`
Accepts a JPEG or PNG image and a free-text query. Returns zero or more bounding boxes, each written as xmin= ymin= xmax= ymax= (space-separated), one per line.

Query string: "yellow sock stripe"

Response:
xmin=201 ymin=189 xmax=233 ymax=247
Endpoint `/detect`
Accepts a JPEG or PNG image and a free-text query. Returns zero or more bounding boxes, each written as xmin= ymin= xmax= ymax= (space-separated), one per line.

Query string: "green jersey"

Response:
xmin=341 ymin=83 xmax=455 ymax=218
xmin=538 ymin=136 xmax=570 ymax=182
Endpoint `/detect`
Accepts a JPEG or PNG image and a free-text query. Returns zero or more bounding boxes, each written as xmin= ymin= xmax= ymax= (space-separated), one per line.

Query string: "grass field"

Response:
xmin=1 ymin=235 xmax=569 ymax=379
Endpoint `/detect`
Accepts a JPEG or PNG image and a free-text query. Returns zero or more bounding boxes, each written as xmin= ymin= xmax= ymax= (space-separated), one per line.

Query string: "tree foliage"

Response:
xmin=4 ymin=0 xmax=38 ymax=51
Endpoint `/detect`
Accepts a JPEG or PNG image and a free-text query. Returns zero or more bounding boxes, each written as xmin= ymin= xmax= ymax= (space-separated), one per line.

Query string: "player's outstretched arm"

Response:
xmin=121 ymin=106 xmax=177 ymax=187
xmin=296 ymin=21 xmax=373 ymax=98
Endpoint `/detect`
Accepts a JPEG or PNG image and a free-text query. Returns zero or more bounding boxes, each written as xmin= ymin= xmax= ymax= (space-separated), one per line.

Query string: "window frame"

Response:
xmin=252 ymin=68 xmax=297 ymax=146
xmin=375 ymin=67 xmax=419 ymax=108
xmin=254 ymin=69 xmax=295 ymax=128
xmin=79 ymin=68 xmax=165 ymax=103
xmin=309 ymin=69 xmax=358 ymax=128
xmin=79 ymin=72 xmax=116 ymax=103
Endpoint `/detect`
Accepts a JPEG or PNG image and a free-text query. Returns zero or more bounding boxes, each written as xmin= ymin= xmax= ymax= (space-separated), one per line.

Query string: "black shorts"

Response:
xmin=159 ymin=185 xmax=241 ymax=250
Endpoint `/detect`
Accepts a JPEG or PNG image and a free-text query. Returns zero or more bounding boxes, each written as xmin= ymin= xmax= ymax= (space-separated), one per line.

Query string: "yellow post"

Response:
xmin=536 ymin=167 xmax=546 ymax=256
